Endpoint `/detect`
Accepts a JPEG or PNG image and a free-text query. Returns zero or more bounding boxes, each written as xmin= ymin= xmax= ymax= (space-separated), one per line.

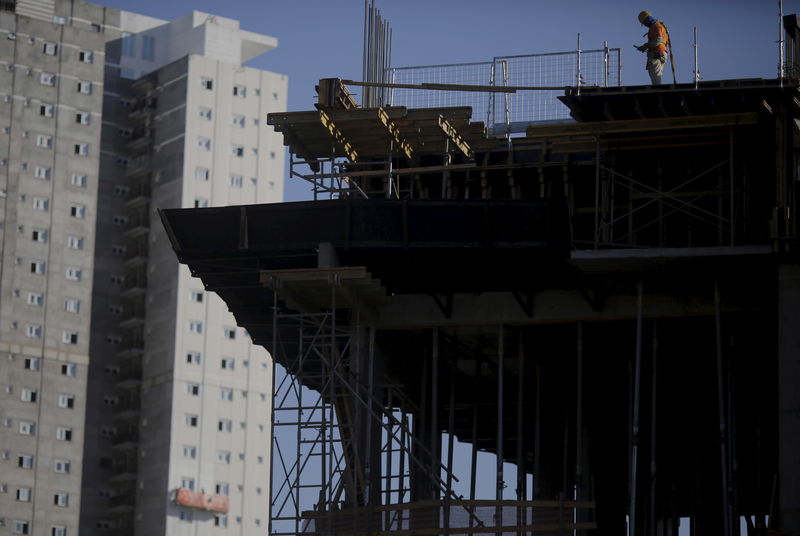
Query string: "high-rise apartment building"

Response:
xmin=0 ymin=2 xmax=286 ymax=534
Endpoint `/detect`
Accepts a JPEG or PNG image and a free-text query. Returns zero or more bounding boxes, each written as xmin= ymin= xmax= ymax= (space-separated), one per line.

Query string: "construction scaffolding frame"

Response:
xmin=266 ymin=269 xmax=595 ymax=536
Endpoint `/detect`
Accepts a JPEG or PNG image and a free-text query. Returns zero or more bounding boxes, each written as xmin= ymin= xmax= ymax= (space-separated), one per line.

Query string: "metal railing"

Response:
xmin=387 ymin=46 xmax=621 ymax=134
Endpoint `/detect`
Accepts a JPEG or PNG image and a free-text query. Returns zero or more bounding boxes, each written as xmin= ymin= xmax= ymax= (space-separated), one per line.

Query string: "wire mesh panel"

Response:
xmin=388 ymin=61 xmax=495 ymax=123
xmin=388 ymin=48 xmax=621 ymax=134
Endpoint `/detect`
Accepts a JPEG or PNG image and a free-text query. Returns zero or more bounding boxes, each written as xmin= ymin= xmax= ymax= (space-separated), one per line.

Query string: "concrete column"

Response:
xmin=778 ymin=264 xmax=800 ymax=532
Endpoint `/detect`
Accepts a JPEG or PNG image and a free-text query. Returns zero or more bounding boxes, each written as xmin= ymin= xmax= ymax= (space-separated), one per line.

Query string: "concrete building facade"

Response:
xmin=0 ymin=1 xmax=285 ymax=535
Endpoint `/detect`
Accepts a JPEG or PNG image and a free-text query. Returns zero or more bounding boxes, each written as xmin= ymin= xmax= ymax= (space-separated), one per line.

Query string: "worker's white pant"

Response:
xmin=647 ymin=51 xmax=666 ymax=85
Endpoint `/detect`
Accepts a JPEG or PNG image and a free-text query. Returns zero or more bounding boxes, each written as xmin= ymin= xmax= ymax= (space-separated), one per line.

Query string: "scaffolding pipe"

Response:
xmin=576 ymin=322 xmax=584 ymax=524
xmin=576 ymin=33 xmax=582 ymax=95
xmin=630 ymin=281 xmax=644 ymax=536
xmin=649 ymin=322 xmax=658 ymax=536
xmin=497 ymin=326 xmax=505 ymax=511
xmin=431 ymin=327 xmax=440 ymax=500
xmin=715 ymin=279 xmax=732 ymax=536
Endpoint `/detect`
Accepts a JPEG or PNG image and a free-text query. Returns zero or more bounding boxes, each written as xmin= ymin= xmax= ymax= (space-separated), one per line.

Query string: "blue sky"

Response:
xmin=98 ymin=0 xmax=800 ymax=200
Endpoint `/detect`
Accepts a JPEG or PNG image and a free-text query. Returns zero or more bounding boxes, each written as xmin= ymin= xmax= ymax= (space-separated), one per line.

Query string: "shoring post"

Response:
xmin=431 ymin=327 xmax=440 ymax=500
xmin=730 ymin=127 xmax=736 ymax=246
xmin=630 ymin=280 xmax=644 ymax=536
xmin=594 ymin=140 xmax=601 ymax=248
xmin=496 ymin=325 xmax=505 ymax=525
xmin=366 ymin=325 xmax=376 ymax=535
xmin=604 ymin=40 xmax=610 ymax=87
xmin=649 ymin=321 xmax=658 ymax=536
xmin=470 ymin=365 xmax=479 ymax=503
xmin=267 ymin=284 xmax=279 ymax=536
xmin=516 ymin=337 xmax=526 ymax=535
xmin=445 ymin=353 xmax=457 ymax=536
xmin=714 ymin=279 xmax=732 ymax=536
xmin=533 ymin=363 xmax=542 ymax=502
xmin=385 ymin=388 xmax=394 ymax=517
xmin=296 ymin=315 xmax=304 ymax=535
xmin=576 ymin=322 xmax=584 ymax=533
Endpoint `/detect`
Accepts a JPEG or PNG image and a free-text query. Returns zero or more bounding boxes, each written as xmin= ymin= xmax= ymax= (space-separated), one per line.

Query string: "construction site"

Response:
xmin=160 ymin=7 xmax=800 ymax=536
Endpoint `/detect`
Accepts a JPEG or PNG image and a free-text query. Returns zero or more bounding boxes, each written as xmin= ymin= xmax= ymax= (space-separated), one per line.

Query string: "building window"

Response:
xmin=141 ymin=35 xmax=155 ymax=60
xmin=54 ymin=459 xmax=71 ymax=473
xmin=78 ymin=50 xmax=93 ymax=63
xmin=199 ymin=107 xmax=212 ymax=120
xmin=74 ymin=143 xmax=89 ymax=155
xmin=43 ymin=41 xmax=58 ymax=55
xmin=40 ymin=72 xmax=56 ymax=86
xmin=214 ymin=514 xmax=228 ymax=528
xmin=215 ymin=482 xmax=230 ymax=496
xmin=34 ymin=165 xmax=51 ymax=179
xmin=25 ymin=325 xmax=42 ymax=339
xmin=32 ymin=228 xmax=48 ymax=242
xmin=19 ymin=421 xmax=36 ymax=435
xmin=185 ymin=414 xmax=198 ymax=427
xmin=57 ymin=394 xmax=75 ymax=409
xmin=223 ymin=326 xmax=236 ymax=340
xmin=216 ymin=450 xmax=231 ymax=464
xmin=190 ymin=290 xmax=204 ymax=303
xmin=200 ymin=77 xmax=213 ymax=90
xmin=51 ymin=526 xmax=67 ymax=536
xmin=197 ymin=137 xmax=211 ymax=151
xmin=195 ymin=167 xmax=209 ymax=181
xmin=62 ymin=331 xmax=78 ymax=345
xmin=24 ymin=357 xmax=40 ymax=370
xmin=36 ymin=134 xmax=53 ymax=148
xmin=194 ymin=198 xmax=208 ymax=208
xmin=232 ymin=114 xmax=245 ymax=127
xmin=181 ymin=477 xmax=195 ymax=491
xmin=121 ymin=32 xmax=135 ymax=56
xmin=186 ymin=351 xmax=201 ymax=365
xmin=221 ymin=357 xmax=235 ymax=370
xmin=16 ymin=487 xmax=32 ymax=502
xmin=53 ymin=492 xmax=69 ymax=507
xmin=182 ymin=445 xmax=197 ymax=459
xmin=188 ymin=320 xmax=203 ymax=334
xmin=65 ymin=267 xmax=82 ymax=281
xmin=12 ymin=520 xmax=29 ymax=534
xmin=39 ymin=104 xmax=54 ymax=117
xmin=21 ymin=389 xmax=37 ymax=402
xmin=233 ymin=85 xmax=246 ymax=97
xmin=230 ymin=144 xmax=244 ymax=157
xmin=56 ymin=427 xmax=72 ymax=441
xmin=218 ymin=419 xmax=232 ymax=432
xmin=27 ymin=292 xmax=43 ymax=306
xmin=75 ymin=111 xmax=90 ymax=125
xmin=230 ymin=174 xmax=243 ymax=188
xmin=220 ymin=388 xmax=233 ymax=401
xmin=186 ymin=383 xmax=200 ymax=396
xmin=70 ymin=204 xmax=86 ymax=218
xmin=64 ymin=298 xmax=80 ymax=313
xmin=31 ymin=261 xmax=46 ymax=274
xmin=70 ymin=173 xmax=87 ymax=187
xmin=18 ymin=454 xmax=33 ymax=468
xmin=67 ymin=235 xmax=84 ymax=249
xmin=77 ymin=81 xmax=92 ymax=94
xmin=33 ymin=197 xmax=49 ymax=211
xmin=111 ymin=244 xmax=126 ymax=256
xmin=120 ymin=68 xmax=135 ymax=79
xmin=179 ymin=510 xmax=193 ymax=521
xmin=62 ymin=363 xmax=77 ymax=376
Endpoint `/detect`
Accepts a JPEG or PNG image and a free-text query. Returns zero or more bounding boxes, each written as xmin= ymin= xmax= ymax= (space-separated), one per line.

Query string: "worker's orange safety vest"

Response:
xmin=649 ymin=21 xmax=669 ymax=54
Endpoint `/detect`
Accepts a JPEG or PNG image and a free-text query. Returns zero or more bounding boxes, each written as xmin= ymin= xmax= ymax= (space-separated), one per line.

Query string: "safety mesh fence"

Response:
xmin=388 ymin=49 xmax=621 ymax=133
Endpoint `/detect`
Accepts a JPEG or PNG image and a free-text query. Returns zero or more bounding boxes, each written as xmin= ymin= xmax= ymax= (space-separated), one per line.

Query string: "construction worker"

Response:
xmin=635 ymin=10 xmax=669 ymax=85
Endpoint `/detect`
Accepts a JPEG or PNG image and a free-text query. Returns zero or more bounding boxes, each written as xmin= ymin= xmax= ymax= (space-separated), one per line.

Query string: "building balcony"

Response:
xmin=111 ymin=429 xmax=139 ymax=450
xmin=125 ymin=157 xmax=151 ymax=180
xmin=127 ymin=128 xmax=153 ymax=152
xmin=123 ymin=217 xmax=150 ymax=240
